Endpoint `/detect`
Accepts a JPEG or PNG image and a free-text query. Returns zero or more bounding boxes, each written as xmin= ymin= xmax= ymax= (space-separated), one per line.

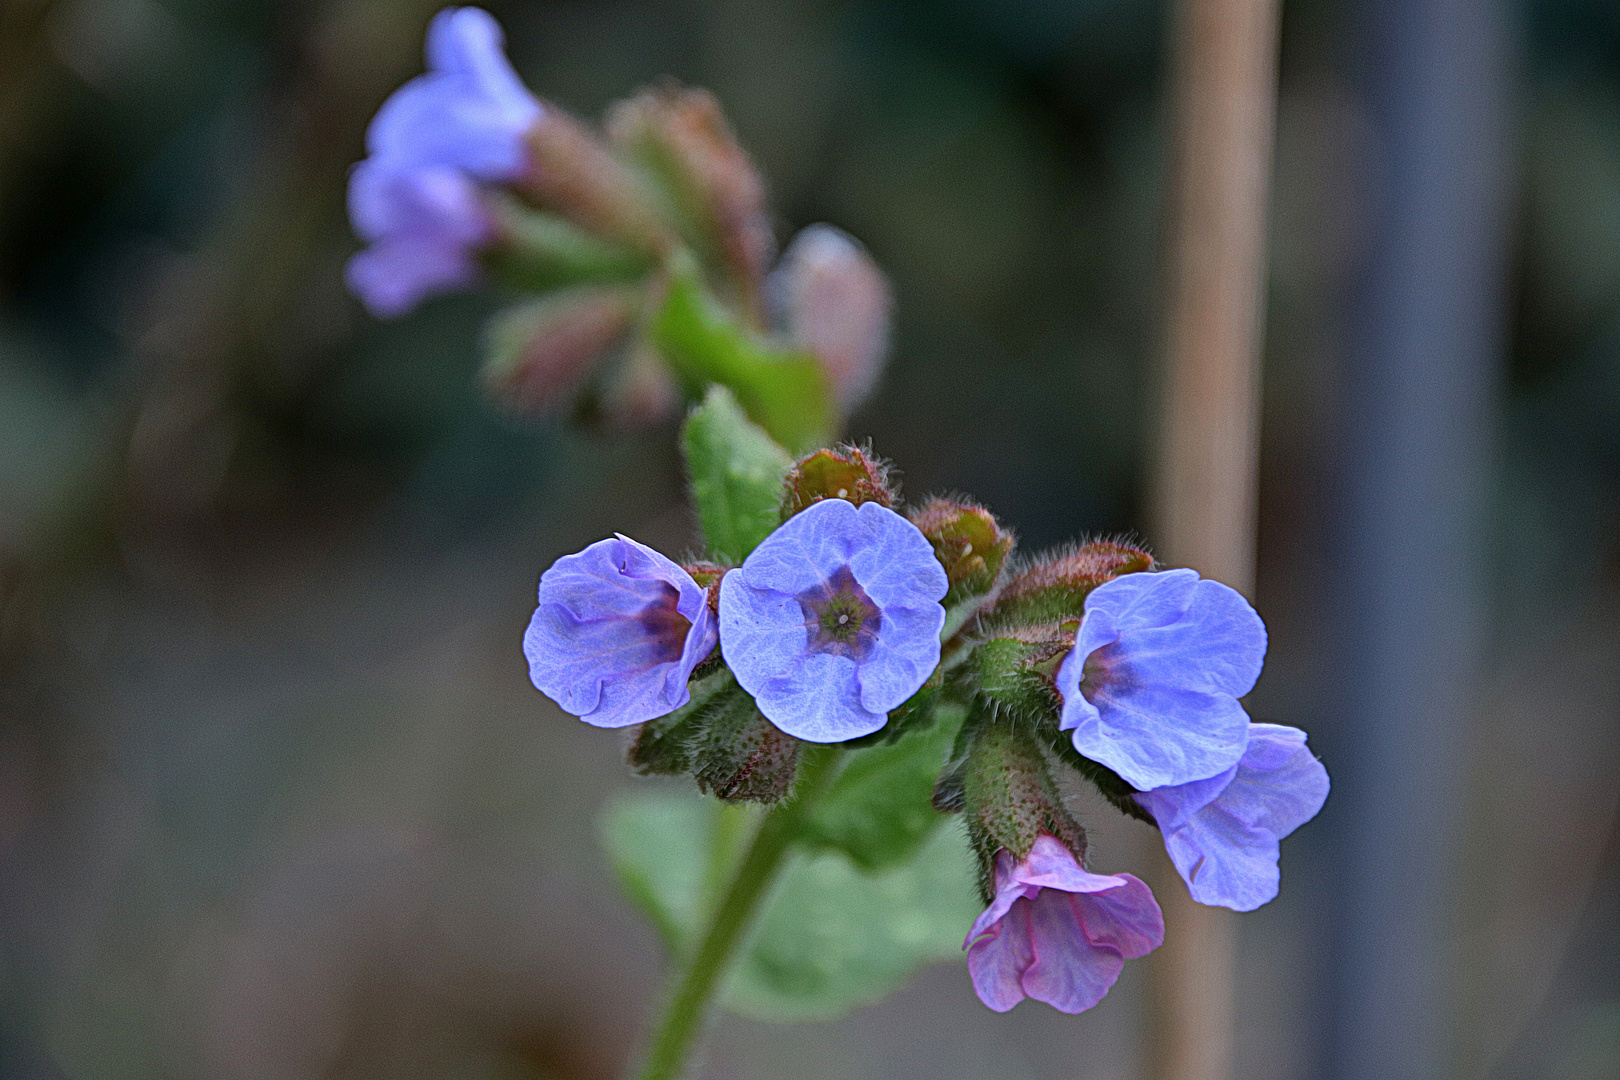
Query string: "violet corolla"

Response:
xmin=965 ymin=835 xmax=1164 ymax=1014
xmin=346 ymin=7 xmax=542 ymax=316
xmin=1135 ymin=723 xmax=1329 ymax=911
xmin=1055 ymin=567 xmax=1266 ymax=791
xmin=718 ymin=498 xmax=948 ymax=742
xmin=525 ymin=535 xmax=717 ymax=728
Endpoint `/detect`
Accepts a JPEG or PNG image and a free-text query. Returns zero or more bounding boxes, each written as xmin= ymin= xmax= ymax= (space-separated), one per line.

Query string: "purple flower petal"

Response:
xmin=524 ymin=535 xmax=716 ymax=728
xmin=344 ymin=164 xmax=492 ymax=317
xmin=718 ymin=499 xmax=947 ymax=742
xmin=1056 ymin=568 xmax=1266 ymax=790
xmin=965 ymin=835 xmax=1164 ymax=1014
xmin=346 ymin=7 xmax=542 ymax=317
xmin=368 ymin=7 xmax=542 ymax=180
xmin=1135 ymin=723 xmax=1330 ymax=911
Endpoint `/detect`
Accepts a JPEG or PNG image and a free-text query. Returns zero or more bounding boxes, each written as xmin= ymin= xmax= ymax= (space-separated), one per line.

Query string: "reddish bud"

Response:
xmin=990 ymin=540 xmax=1154 ymax=625
xmin=782 ymin=445 xmax=896 ymax=517
xmin=909 ymin=497 xmax=1015 ymax=602
xmin=518 ymin=106 xmax=674 ymax=256
xmin=606 ymin=87 xmax=773 ymax=317
xmin=481 ymin=287 xmax=637 ymax=414
xmin=597 ymin=336 xmax=681 ymax=429
xmin=767 ymin=225 xmax=892 ymax=413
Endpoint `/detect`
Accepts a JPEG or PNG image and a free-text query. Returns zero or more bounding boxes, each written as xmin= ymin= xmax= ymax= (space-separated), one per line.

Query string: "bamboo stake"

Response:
xmin=1148 ymin=1 xmax=1280 ymax=1079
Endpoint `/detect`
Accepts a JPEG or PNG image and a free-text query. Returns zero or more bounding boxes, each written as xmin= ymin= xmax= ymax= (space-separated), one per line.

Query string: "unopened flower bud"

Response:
xmin=607 ymin=87 xmax=773 ymax=315
xmin=518 ymin=106 xmax=675 ymax=257
xmin=989 ymin=540 xmax=1154 ymax=625
xmin=767 ymin=225 xmax=892 ymax=413
xmin=596 ymin=336 xmax=682 ymax=429
xmin=909 ymin=497 xmax=1015 ymax=604
xmin=481 ymin=287 xmax=637 ymax=414
xmin=781 ymin=446 xmax=896 ymax=518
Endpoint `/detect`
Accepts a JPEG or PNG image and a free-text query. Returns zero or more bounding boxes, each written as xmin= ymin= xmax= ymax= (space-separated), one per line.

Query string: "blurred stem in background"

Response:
xmin=1329 ymin=1 xmax=1513 ymax=1077
xmin=1147 ymin=1 xmax=1278 ymax=1080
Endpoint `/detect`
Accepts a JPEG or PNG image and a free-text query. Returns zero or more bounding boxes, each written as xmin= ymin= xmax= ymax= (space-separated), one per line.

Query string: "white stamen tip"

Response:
xmin=837 ymin=488 xmax=848 ymax=497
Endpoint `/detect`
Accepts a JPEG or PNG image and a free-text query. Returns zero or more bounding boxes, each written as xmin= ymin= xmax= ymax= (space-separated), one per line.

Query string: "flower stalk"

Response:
xmin=632 ymin=743 xmax=843 ymax=1080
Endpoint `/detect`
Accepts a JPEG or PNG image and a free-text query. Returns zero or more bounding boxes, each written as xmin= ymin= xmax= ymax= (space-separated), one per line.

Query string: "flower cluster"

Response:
xmin=346 ymin=7 xmax=891 ymax=436
xmin=525 ymin=442 xmax=1329 ymax=1015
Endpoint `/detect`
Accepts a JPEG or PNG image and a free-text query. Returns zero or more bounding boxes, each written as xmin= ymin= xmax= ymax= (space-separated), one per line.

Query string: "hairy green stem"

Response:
xmin=633 ymin=744 xmax=843 ymax=1080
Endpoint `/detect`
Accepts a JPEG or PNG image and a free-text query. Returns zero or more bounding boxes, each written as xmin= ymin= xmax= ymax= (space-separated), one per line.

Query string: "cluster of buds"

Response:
xmin=524 ymin=443 xmax=1330 ymax=1015
xmin=346 ymin=7 xmax=891 ymax=434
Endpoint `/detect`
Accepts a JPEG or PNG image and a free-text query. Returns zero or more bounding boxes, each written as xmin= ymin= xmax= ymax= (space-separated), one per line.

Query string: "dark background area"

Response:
xmin=0 ymin=0 xmax=1615 ymax=1077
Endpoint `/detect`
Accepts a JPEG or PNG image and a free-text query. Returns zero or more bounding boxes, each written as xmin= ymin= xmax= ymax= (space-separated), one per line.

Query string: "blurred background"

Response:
xmin=0 ymin=0 xmax=1616 ymax=1077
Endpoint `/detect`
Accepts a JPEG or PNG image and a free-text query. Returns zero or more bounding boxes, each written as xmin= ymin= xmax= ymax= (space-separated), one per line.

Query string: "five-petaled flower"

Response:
xmin=525 ymin=535 xmax=717 ymax=728
xmin=1135 ymin=722 xmax=1330 ymax=911
xmin=718 ymin=498 xmax=948 ymax=741
xmin=347 ymin=7 xmax=542 ymax=316
xmin=1055 ymin=568 xmax=1267 ymax=791
xmin=965 ymin=834 xmax=1164 ymax=1014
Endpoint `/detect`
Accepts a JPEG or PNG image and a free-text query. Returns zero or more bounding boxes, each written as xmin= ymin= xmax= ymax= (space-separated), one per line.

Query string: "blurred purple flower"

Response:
xmin=966 ymin=834 xmax=1163 ymax=1014
xmin=525 ymin=535 xmax=717 ymax=728
xmin=346 ymin=7 xmax=542 ymax=317
xmin=717 ymin=498 xmax=947 ymax=742
xmin=1135 ymin=723 xmax=1330 ymax=911
xmin=1055 ymin=568 xmax=1266 ymax=791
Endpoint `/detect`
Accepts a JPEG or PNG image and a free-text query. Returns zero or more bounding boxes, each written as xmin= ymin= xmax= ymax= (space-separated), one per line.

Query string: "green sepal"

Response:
xmin=681 ymin=386 xmax=793 ymax=563
xmin=801 ymin=703 xmax=962 ymax=872
xmin=627 ymin=667 xmax=735 ymax=776
xmin=986 ymin=541 xmax=1154 ymax=626
xmin=688 ymin=688 xmax=801 ymax=803
xmin=484 ymin=193 xmax=657 ymax=292
xmin=652 ymin=256 xmax=834 ymax=452
xmin=909 ymin=497 xmax=1015 ymax=607
xmin=780 ymin=446 xmax=896 ymax=518
xmin=952 ymin=710 xmax=1088 ymax=900
xmin=969 ymin=634 xmax=1068 ymax=725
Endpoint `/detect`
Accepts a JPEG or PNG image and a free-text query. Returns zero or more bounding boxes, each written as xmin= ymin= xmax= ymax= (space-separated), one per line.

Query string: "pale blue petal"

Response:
xmin=1136 ymin=722 xmax=1329 ymax=911
xmin=753 ymin=652 xmax=883 ymax=741
xmin=845 ymin=501 xmax=949 ymax=611
xmin=1056 ymin=568 xmax=1265 ymax=789
xmin=524 ymin=536 xmax=713 ymax=728
xmin=856 ymin=602 xmax=943 ymax=713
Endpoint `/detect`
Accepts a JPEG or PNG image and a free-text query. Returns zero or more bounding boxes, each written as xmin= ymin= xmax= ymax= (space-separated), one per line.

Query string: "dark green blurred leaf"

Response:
xmin=653 ymin=258 xmax=833 ymax=451
xmin=803 ymin=708 xmax=958 ymax=871
xmin=681 ymin=385 xmax=793 ymax=563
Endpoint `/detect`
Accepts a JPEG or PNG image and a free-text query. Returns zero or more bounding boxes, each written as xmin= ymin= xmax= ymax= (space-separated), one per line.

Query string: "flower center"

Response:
xmin=636 ymin=582 xmax=692 ymax=663
xmin=798 ymin=566 xmax=881 ymax=660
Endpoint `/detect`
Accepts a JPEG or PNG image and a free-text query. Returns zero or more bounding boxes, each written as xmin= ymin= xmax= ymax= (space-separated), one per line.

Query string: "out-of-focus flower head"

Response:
xmin=346 ymin=7 xmax=542 ymax=316
xmin=767 ymin=225 xmax=893 ymax=414
xmin=965 ymin=834 xmax=1163 ymax=1014
xmin=718 ymin=498 xmax=947 ymax=741
xmin=1135 ymin=722 xmax=1329 ymax=910
xmin=525 ymin=534 xmax=717 ymax=728
xmin=1056 ymin=568 xmax=1266 ymax=791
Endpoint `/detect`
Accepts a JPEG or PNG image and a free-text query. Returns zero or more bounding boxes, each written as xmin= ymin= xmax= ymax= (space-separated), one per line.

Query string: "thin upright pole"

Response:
xmin=1148 ymin=0 xmax=1280 ymax=1079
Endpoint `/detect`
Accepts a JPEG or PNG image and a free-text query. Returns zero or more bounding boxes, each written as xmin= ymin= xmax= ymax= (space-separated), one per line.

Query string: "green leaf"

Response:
xmin=598 ymin=790 xmax=715 ymax=950
xmin=802 ymin=709 xmax=959 ymax=871
xmin=653 ymin=257 xmax=833 ymax=452
xmin=681 ymin=386 xmax=793 ymax=563
xmin=726 ymin=827 xmax=981 ymax=1022
xmin=598 ymin=788 xmax=982 ymax=1022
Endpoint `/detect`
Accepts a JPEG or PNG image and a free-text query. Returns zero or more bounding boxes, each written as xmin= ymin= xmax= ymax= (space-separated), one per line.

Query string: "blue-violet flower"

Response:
xmin=1134 ymin=723 xmax=1329 ymax=911
xmin=1055 ymin=568 xmax=1266 ymax=790
xmin=966 ymin=834 xmax=1164 ymax=1014
xmin=717 ymin=498 xmax=948 ymax=741
xmin=346 ymin=7 xmax=542 ymax=316
xmin=525 ymin=535 xmax=717 ymax=728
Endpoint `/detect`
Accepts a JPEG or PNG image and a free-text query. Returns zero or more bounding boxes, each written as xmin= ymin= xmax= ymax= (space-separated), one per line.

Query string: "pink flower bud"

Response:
xmin=767 ymin=225 xmax=892 ymax=413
